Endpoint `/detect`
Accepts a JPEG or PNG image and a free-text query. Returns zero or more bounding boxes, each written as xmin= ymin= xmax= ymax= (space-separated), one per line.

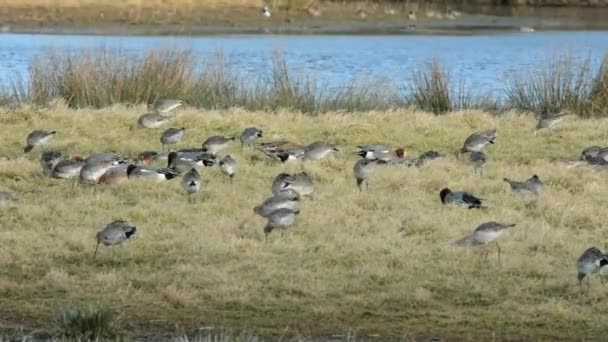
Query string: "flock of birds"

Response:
xmin=2 ymin=101 xmax=608 ymax=293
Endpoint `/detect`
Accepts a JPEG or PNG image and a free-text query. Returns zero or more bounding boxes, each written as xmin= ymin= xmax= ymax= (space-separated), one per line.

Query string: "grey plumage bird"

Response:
xmin=24 ymin=130 xmax=56 ymax=153
xmin=357 ymin=145 xmax=403 ymax=163
xmin=503 ymin=174 xmax=543 ymax=196
xmin=160 ymin=127 xmax=185 ymax=152
xmin=94 ymin=220 xmax=137 ymax=258
xmin=472 ymin=221 xmax=515 ymax=261
xmin=152 ymin=99 xmax=184 ymax=114
xmin=536 ymin=111 xmax=569 ymax=134
xmin=126 ymin=164 xmax=179 ymax=182
xmin=280 ymin=172 xmax=314 ymax=199
xmin=461 ymin=129 xmax=496 ymax=153
xmin=53 ymin=157 xmax=86 ymax=180
xmin=303 ymin=141 xmax=339 ymax=160
xmin=264 ymin=208 xmax=300 ymax=240
xmin=440 ymin=188 xmax=484 ymax=209
xmin=80 ymin=153 xmax=127 ymax=183
xmin=137 ymin=113 xmax=170 ymax=129
xmin=40 ymin=151 xmax=64 ymax=176
xmin=181 ymin=168 xmax=201 ymax=202
xmin=577 ymin=247 xmax=608 ymax=293
xmin=202 ymin=136 xmax=235 ymax=154
xmin=415 ymin=150 xmax=445 ymax=167
xmin=353 ymin=159 xmax=376 ymax=191
xmin=240 ymin=127 xmax=263 ymax=147
xmin=167 ymin=151 xmax=216 ymax=172
xmin=254 ymin=192 xmax=300 ymax=218
xmin=219 ymin=155 xmax=238 ymax=180
xmin=469 ymin=151 xmax=487 ymax=176
xmin=271 ymin=173 xmax=292 ymax=196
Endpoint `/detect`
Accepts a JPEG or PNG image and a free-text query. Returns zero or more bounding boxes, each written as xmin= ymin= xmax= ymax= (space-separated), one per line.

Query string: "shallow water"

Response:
xmin=0 ymin=31 xmax=606 ymax=96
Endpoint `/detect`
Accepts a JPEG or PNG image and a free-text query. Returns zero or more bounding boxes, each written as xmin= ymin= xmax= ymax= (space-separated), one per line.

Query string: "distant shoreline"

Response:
xmin=4 ymin=18 xmax=608 ymax=37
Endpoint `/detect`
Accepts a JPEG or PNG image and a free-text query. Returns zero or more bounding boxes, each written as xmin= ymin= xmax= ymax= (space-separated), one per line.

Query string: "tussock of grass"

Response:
xmin=54 ymin=304 xmax=119 ymax=339
xmin=1 ymin=107 xmax=608 ymax=339
xmin=505 ymin=54 xmax=593 ymax=117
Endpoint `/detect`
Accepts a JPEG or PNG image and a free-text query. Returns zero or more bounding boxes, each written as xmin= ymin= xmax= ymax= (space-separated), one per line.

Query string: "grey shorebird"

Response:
xmin=440 ymin=188 xmax=484 ymax=209
xmin=126 ymin=164 xmax=179 ymax=182
xmin=504 ymin=174 xmax=543 ymax=196
xmin=152 ymin=99 xmax=183 ymax=114
xmin=136 ymin=113 xmax=170 ymax=129
xmin=53 ymin=157 xmax=86 ymax=181
xmin=240 ymin=127 xmax=263 ymax=148
xmin=353 ymin=159 xmax=376 ymax=191
xmin=451 ymin=222 xmax=516 ymax=261
xmin=469 ymin=151 xmax=487 ymax=176
xmin=94 ymin=220 xmax=137 ymax=259
xmin=167 ymin=151 xmax=216 ymax=172
xmin=24 ymin=130 xmax=56 ymax=153
xmin=40 ymin=151 xmax=64 ymax=176
xmin=535 ymin=111 xmax=569 ymax=135
xmin=181 ymin=168 xmax=201 ymax=202
xmin=202 ymin=136 xmax=235 ymax=154
xmin=254 ymin=192 xmax=300 ymax=218
xmin=279 ymin=172 xmax=314 ymax=199
xmin=219 ymin=155 xmax=237 ymax=181
xmin=460 ymin=129 xmax=496 ymax=154
xmin=577 ymin=247 xmax=608 ymax=293
xmin=160 ymin=127 xmax=185 ymax=152
xmin=264 ymin=208 xmax=300 ymax=241
xmin=303 ymin=141 xmax=339 ymax=161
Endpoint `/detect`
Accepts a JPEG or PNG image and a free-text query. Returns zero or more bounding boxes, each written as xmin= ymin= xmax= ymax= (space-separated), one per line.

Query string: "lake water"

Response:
xmin=0 ymin=31 xmax=607 ymax=97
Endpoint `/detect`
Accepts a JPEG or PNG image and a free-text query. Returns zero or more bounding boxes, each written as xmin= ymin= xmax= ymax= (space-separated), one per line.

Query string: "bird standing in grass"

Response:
xmin=239 ymin=127 xmax=263 ymax=148
xmin=353 ymin=159 xmax=376 ymax=191
xmin=40 ymin=151 xmax=64 ymax=176
xmin=303 ymin=141 xmax=339 ymax=160
xmin=254 ymin=191 xmax=300 ymax=218
xmin=460 ymin=129 xmax=496 ymax=154
xmin=160 ymin=127 xmax=185 ymax=152
xmin=504 ymin=174 xmax=543 ymax=196
xmin=440 ymin=188 xmax=484 ymax=209
xmin=126 ymin=164 xmax=179 ymax=182
xmin=469 ymin=151 xmax=487 ymax=176
xmin=536 ymin=111 xmax=569 ymax=135
xmin=24 ymin=130 xmax=56 ymax=153
xmin=152 ymin=99 xmax=183 ymax=114
xmin=472 ymin=221 xmax=515 ymax=261
xmin=94 ymin=220 xmax=137 ymax=259
xmin=262 ymin=5 xmax=271 ymax=17
xmin=202 ymin=136 xmax=235 ymax=154
xmin=264 ymin=208 xmax=300 ymax=241
xmin=181 ymin=168 xmax=201 ymax=202
xmin=219 ymin=155 xmax=237 ymax=181
xmin=577 ymin=247 xmax=608 ymax=293
xmin=136 ymin=113 xmax=170 ymax=129
xmin=281 ymin=172 xmax=315 ymax=199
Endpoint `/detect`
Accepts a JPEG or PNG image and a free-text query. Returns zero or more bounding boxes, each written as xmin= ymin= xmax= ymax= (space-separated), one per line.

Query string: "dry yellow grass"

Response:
xmin=1 ymin=105 xmax=608 ymax=339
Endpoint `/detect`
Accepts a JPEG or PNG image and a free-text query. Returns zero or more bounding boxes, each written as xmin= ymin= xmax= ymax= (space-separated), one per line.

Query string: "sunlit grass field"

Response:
xmin=1 ymin=105 xmax=608 ymax=339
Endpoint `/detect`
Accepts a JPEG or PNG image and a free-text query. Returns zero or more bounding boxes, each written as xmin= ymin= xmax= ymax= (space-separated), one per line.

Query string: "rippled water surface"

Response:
xmin=0 ymin=31 xmax=606 ymax=96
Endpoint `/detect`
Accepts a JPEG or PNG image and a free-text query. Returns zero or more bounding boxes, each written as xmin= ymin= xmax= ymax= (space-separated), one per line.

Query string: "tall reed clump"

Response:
xmin=28 ymin=49 xmax=195 ymax=108
xmin=505 ymin=54 xmax=593 ymax=117
xmin=54 ymin=304 xmax=120 ymax=339
xmin=406 ymin=60 xmax=476 ymax=115
xmin=588 ymin=54 xmax=608 ymax=117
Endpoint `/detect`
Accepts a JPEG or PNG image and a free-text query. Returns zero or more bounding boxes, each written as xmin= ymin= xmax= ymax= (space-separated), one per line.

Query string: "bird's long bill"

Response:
xmin=93 ymin=241 xmax=100 ymax=259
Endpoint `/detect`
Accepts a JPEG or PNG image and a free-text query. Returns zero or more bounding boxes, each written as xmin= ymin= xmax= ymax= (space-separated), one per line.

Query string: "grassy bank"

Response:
xmin=1 ymin=107 xmax=608 ymax=339
xmin=5 ymin=48 xmax=607 ymax=117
